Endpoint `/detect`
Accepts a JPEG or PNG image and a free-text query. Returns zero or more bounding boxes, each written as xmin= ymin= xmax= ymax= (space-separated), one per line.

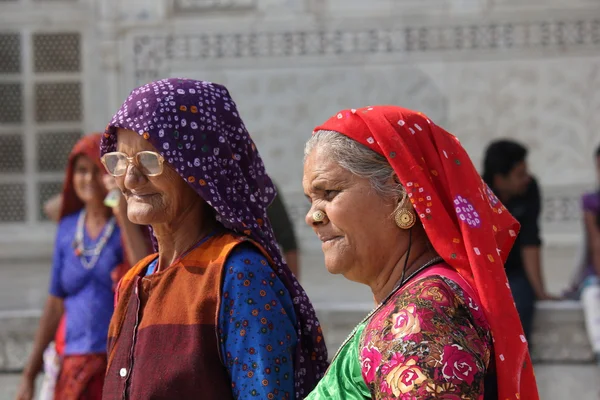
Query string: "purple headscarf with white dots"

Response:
xmin=100 ymin=78 xmax=328 ymax=397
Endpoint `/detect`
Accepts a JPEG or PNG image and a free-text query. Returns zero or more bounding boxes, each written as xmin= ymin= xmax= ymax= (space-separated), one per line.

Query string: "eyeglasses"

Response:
xmin=101 ymin=151 xmax=165 ymax=177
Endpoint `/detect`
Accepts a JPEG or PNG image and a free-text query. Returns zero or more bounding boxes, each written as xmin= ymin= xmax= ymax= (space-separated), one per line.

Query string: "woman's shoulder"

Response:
xmin=391 ymin=270 xmax=463 ymax=309
xmin=359 ymin=275 xmax=492 ymax=399
xmin=220 ymin=242 xmax=295 ymax=319
xmin=229 ymin=240 xmax=266 ymax=256
xmin=365 ymin=268 xmax=490 ymax=341
xmin=119 ymin=254 xmax=158 ymax=282
xmin=58 ymin=211 xmax=80 ymax=229
xmin=225 ymin=242 xmax=272 ymax=275
xmin=365 ymin=275 xmax=452 ymax=335
xmin=54 ymin=212 xmax=80 ymax=247
xmin=221 ymin=242 xmax=294 ymax=301
xmin=359 ymin=271 xmax=492 ymax=398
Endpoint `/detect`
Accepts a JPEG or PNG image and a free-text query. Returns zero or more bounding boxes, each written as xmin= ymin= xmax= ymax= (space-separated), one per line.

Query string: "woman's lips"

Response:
xmin=320 ymin=236 xmax=342 ymax=248
xmin=129 ymin=193 xmax=158 ymax=201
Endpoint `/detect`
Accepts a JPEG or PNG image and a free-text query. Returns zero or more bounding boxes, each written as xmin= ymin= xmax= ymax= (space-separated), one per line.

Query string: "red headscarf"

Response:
xmin=59 ymin=133 xmax=106 ymax=219
xmin=315 ymin=106 xmax=539 ymax=400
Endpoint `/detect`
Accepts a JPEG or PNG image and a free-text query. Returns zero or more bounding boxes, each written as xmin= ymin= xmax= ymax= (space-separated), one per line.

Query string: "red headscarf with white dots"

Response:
xmin=314 ymin=105 xmax=538 ymax=400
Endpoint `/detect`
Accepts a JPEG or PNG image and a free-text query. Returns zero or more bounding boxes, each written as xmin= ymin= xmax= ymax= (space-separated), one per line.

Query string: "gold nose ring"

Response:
xmin=312 ymin=210 xmax=326 ymax=222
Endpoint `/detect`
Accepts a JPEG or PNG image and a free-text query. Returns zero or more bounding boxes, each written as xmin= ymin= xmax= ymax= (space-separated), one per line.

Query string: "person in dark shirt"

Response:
xmin=267 ymin=183 xmax=300 ymax=278
xmin=483 ymin=139 xmax=557 ymax=342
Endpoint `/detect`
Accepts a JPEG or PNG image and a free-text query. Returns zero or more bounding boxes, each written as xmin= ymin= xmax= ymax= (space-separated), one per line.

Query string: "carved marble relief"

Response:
xmin=448 ymin=58 xmax=600 ymax=186
xmin=126 ymin=13 xmax=600 ymax=245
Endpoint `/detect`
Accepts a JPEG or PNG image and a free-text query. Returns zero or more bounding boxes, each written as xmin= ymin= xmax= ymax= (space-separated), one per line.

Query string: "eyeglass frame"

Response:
xmin=100 ymin=151 xmax=166 ymax=177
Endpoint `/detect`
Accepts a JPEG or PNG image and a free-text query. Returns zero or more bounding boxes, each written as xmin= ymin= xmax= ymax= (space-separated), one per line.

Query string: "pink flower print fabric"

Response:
xmin=359 ymin=269 xmax=492 ymax=399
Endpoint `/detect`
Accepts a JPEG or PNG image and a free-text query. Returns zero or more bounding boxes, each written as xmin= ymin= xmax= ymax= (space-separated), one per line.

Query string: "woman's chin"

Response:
xmin=126 ymin=204 xmax=161 ymax=225
xmin=323 ymin=258 xmax=346 ymax=276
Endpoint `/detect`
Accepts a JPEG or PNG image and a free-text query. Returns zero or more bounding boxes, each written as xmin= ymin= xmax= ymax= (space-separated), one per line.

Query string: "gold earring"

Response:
xmin=395 ymin=208 xmax=416 ymax=229
xmin=312 ymin=210 xmax=326 ymax=222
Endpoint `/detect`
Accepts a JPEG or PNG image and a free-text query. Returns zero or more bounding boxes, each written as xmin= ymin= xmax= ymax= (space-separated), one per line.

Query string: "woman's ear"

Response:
xmin=392 ymin=174 xmax=405 ymax=205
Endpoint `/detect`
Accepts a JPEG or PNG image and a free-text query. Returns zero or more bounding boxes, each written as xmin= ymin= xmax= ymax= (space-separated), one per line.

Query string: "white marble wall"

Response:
xmin=90 ymin=0 xmax=600 ymax=252
xmin=2 ymin=0 xmax=599 ymax=250
xmin=0 ymin=4 xmax=598 ymax=395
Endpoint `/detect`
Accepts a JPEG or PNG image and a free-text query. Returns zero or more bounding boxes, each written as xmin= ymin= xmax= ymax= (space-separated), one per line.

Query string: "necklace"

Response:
xmin=325 ymin=255 xmax=444 ymax=367
xmin=73 ymin=209 xmax=116 ymax=270
xmin=380 ymin=255 xmax=444 ymax=306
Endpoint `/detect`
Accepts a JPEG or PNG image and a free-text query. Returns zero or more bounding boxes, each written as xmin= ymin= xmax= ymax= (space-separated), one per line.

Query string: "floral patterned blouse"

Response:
xmin=359 ymin=264 xmax=493 ymax=399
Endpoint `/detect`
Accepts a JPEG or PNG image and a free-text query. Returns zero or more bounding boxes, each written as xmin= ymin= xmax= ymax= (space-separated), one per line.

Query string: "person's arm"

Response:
xmin=584 ymin=210 xmax=600 ymax=276
xmin=104 ymin=175 xmax=151 ymax=266
xmin=520 ymin=180 xmax=554 ymax=300
xmin=16 ymin=228 xmax=67 ymax=400
xmin=360 ymin=277 xmax=488 ymax=398
xmin=43 ymin=193 xmax=63 ymax=223
xmin=522 ymin=246 xmax=552 ymax=299
xmin=218 ymin=244 xmax=297 ymax=400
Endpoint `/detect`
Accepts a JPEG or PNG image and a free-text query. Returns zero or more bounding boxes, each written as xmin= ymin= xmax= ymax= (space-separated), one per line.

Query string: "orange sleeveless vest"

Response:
xmin=102 ymin=232 xmax=266 ymax=399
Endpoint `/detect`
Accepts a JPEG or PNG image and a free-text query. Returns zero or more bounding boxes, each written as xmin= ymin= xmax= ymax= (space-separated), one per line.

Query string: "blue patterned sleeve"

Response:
xmin=219 ymin=243 xmax=298 ymax=400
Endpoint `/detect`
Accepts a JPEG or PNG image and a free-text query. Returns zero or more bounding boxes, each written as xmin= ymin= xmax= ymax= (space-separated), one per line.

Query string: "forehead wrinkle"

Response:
xmin=116 ymin=129 xmax=157 ymax=154
xmin=304 ymin=149 xmax=352 ymax=194
xmin=309 ymin=169 xmax=354 ymax=193
xmin=309 ymin=155 xmax=346 ymax=180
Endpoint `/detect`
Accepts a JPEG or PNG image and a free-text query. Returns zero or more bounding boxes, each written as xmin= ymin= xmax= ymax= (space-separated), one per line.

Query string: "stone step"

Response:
xmin=315 ymin=300 xmax=595 ymax=364
xmin=530 ymin=301 xmax=594 ymax=363
xmin=0 ymin=304 xmax=597 ymax=399
xmin=0 ymin=311 xmax=39 ymax=373
xmin=0 ymin=301 xmax=592 ymax=372
xmin=0 ymin=365 xmax=597 ymax=400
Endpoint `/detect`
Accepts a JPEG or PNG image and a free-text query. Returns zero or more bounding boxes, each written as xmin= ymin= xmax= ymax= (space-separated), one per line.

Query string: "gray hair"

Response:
xmin=304 ymin=130 xmax=406 ymax=205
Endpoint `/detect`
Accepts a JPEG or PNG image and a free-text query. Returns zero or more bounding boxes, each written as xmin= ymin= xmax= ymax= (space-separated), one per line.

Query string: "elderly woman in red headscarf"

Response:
xmin=303 ymin=106 xmax=539 ymax=399
xmin=16 ymin=134 xmax=150 ymax=400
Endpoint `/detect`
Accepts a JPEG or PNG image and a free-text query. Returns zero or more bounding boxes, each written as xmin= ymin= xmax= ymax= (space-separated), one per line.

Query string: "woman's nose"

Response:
xmin=305 ymin=205 xmax=326 ymax=227
xmin=123 ymin=164 xmax=146 ymax=190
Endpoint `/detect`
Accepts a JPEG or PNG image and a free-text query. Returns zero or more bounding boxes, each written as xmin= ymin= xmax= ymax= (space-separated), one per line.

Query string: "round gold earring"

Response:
xmin=312 ymin=210 xmax=326 ymax=222
xmin=395 ymin=208 xmax=416 ymax=229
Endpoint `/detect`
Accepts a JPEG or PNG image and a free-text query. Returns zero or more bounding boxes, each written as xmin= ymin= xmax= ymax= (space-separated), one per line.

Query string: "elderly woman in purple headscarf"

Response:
xmin=99 ymin=78 xmax=327 ymax=400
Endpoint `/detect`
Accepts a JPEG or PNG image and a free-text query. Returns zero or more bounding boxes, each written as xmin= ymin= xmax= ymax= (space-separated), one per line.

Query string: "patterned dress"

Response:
xmin=307 ymin=264 xmax=493 ymax=399
xmin=146 ymin=241 xmax=298 ymax=400
xmin=218 ymin=244 xmax=297 ymax=399
xmin=143 ymin=242 xmax=299 ymax=399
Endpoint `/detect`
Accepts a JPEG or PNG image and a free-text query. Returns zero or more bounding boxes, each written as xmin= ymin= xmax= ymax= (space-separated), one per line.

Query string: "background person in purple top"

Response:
xmin=564 ymin=144 xmax=600 ymax=364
